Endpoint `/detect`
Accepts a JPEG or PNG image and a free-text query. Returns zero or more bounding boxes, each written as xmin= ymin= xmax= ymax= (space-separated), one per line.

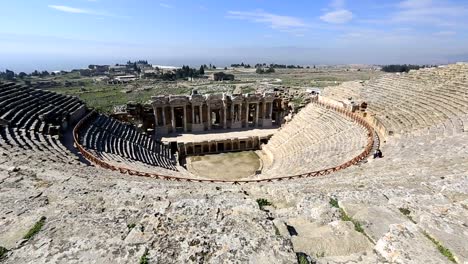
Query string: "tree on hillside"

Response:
xmin=199 ymin=65 xmax=205 ymax=75
xmin=5 ymin=69 xmax=15 ymax=80
xmin=18 ymin=72 xmax=27 ymax=79
xmin=381 ymin=64 xmax=423 ymax=73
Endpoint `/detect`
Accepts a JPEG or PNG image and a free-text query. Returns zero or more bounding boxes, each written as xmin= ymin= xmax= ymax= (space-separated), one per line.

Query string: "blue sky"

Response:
xmin=1 ymin=0 xmax=468 ymax=72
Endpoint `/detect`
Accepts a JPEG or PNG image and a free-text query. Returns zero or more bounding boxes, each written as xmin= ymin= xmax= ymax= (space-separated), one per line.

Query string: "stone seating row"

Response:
xmin=322 ymin=65 xmax=468 ymax=136
xmin=0 ymin=82 xmax=86 ymax=131
xmin=0 ymin=82 xmax=87 ymax=161
xmin=261 ymin=103 xmax=368 ymax=177
xmin=0 ymin=126 xmax=78 ymax=162
xmin=79 ymin=114 xmax=177 ymax=172
xmin=92 ymin=115 xmax=170 ymax=157
xmin=89 ymin=151 xmax=190 ymax=177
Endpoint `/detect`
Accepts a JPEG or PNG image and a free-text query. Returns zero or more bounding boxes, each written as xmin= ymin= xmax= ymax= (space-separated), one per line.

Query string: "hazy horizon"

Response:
xmin=1 ymin=0 xmax=468 ymax=72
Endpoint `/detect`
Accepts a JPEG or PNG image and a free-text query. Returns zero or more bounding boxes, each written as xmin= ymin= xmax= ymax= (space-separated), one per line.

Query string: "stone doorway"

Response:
xmin=272 ymin=112 xmax=277 ymax=125
xmin=211 ymin=109 xmax=222 ymax=129
xmin=174 ymin=107 xmax=184 ymax=129
xmin=248 ymin=104 xmax=256 ymax=127
xmin=217 ymin=142 xmax=225 ymax=152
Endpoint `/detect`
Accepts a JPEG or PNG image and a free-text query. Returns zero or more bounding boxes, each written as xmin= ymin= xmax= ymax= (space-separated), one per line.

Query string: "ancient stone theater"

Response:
xmin=1 ymin=63 xmax=468 ymax=263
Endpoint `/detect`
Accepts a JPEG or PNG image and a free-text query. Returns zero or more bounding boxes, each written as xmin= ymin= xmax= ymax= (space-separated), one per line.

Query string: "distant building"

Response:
xmin=114 ymin=75 xmax=137 ymax=83
xmin=142 ymin=68 xmax=161 ymax=78
xmin=212 ymin=72 xmax=235 ymax=81
xmin=88 ymin=65 xmax=109 ymax=75
xmin=79 ymin=69 xmax=92 ymax=77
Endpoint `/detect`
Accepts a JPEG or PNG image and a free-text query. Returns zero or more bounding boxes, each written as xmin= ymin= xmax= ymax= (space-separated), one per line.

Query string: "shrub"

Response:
xmin=329 ymin=198 xmax=339 ymax=208
xmin=0 ymin=246 xmax=8 ymax=259
xmin=256 ymin=198 xmax=272 ymax=210
xmin=139 ymin=248 xmax=149 ymax=264
xmin=398 ymin=208 xmax=411 ymax=215
xmin=296 ymin=252 xmax=310 ymax=264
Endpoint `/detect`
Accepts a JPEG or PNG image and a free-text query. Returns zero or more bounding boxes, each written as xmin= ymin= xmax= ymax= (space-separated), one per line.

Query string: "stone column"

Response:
xmin=183 ymin=105 xmax=187 ymax=132
xmin=255 ymin=102 xmax=259 ymax=127
xmin=192 ymin=104 xmax=195 ymax=126
xmin=230 ymin=102 xmax=235 ymax=127
xmin=223 ymin=103 xmax=227 ymax=129
xmin=199 ymin=105 xmax=203 ymax=125
xmin=207 ymin=104 xmax=211 ymax=130
xmin=153 ymin=106 xmax=158 ymax=127
xmin=152 ymin=106 xmax=158 ymax=137
xmin=269 ymin=102 xmax=273 ymax=119
xmin=162 ymin=106 xmax=166 ymax=127
xmin=263 ymin=102 xmax=267 ymax=119
xmin=170 ymin=106 xmax=175 ymax=132
xmin=245 ymin=103 xmax=249 ymax=126
xmin=239 ymin=103 xmax=243 ymax=123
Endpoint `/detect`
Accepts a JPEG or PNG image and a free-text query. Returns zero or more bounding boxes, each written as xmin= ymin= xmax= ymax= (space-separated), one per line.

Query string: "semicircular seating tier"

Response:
xmin=322 ymin=64 xmax=468 ymax=138
xmin=76 ymin=113 xmax=189 ymax=177
xmin=1 ymin=64 xmax=468 ymax=263
xmin=0 ymin=82 xmax=86 ymax=162
xmin=259 ymin=102 xmax=369 ymax=178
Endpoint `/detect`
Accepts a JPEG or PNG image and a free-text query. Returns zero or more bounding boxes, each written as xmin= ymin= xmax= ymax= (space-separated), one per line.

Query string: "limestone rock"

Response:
xmin=289 ymin=220 xmax=373 ymax=258
xmin=375 ymin=223 xmax=452 ymax=264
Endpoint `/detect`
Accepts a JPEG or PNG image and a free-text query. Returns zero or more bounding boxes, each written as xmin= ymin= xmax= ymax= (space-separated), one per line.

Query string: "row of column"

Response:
xmin=153 ymin=101 xmax=274 ymax=131
xmin=154 ymin=105 xmax=187 ymax=132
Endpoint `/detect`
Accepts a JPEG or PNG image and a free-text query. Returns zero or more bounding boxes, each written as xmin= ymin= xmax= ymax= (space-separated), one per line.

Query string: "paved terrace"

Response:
xmin=158 ymin=127 xmax=278 ymax=143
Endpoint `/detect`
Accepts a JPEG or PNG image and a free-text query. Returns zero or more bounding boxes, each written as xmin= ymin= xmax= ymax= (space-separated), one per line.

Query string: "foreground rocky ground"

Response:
xmin=1 ymin=120 xmax=467 ymax=263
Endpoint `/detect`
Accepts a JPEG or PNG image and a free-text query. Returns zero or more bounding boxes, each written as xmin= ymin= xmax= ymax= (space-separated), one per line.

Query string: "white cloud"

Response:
xmin=433 ymin=31 xmax=456 ymax=36
xmin=49 ymin=5 xmax=91 ymax=14
xmin=320 ymin=0 xmax=353 ymax=24
xmin=48 ymin=5 xmax=128 ymax=18
xmin=392 ymin=0 xmax=468 ymax=26
xmin=320 ymin=10 xmax=353 ymax=24
xmin=398 ymin=0 xmax=433 ymax=9
xmin=227 ymin=10 xmax=307 ymax=30
xmin=159 ymin=3 xmax=173 ymax=9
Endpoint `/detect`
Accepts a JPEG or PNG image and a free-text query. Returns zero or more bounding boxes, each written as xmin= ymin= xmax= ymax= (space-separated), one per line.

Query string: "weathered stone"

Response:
xmin=375 ymin=223 xmax=452 ymax=264
xmin=289 ymin=220 xmax=373 ymax=257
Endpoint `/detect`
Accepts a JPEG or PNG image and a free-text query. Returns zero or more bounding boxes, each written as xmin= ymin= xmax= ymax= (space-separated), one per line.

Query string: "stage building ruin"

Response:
xmin=151 ymin=92 xmax=289 ymax=135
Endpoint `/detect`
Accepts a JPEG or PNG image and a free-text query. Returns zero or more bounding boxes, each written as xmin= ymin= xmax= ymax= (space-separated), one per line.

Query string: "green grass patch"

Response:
xmin=45 ymin=80 xmax=192 ymax=113
xmin=274 ymin=225 xmax=281 ymax=236
xmin=398 ymin=208 xmax=411 ymax=215
xmin=296 ymin=252 xmax=310 ymax=264
xmin=351 ymin=218 xmax=365 ymax=233
xmin=423 ymin=232 xmax=456 ymax=263
xmin=256 ymin=198 xmax=272 ymax=210
xmin=139 ymin=248 xmax=149 ymax=264
xmin=398 ymin=207 xmax=416 ymax=223
xmin=23 ymin=216 xmax=46 ymax=240
xmin=330 ymin=198 xmax=367 ymax=235
xmin=340 ymin=209 xmax=365 ymax=233
xmin=329 ymin=198 xmax=339 ymax=208
xmin=0 ymin=246 xmax=8 ymax=259
xmin=127 ymin=223 xmax=136 ymax=230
